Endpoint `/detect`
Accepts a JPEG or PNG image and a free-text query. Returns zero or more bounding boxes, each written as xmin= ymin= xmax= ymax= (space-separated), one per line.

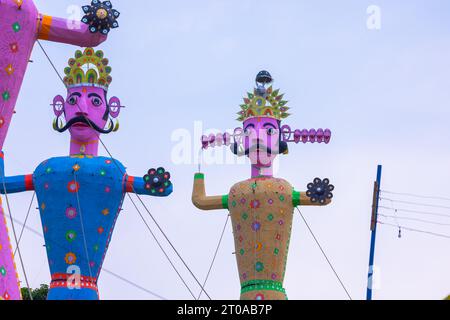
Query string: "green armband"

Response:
xmin=292 ymin=190 xmax=300 ymax=207
xmin=194 ymin=173 xmax=205 ymax=180
xmin=222 ymin=195 xmax=229 ymax=209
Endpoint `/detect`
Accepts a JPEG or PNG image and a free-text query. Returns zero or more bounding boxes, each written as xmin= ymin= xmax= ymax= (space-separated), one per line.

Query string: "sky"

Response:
xmin=3 ymin=0 xmax=450 ymax=300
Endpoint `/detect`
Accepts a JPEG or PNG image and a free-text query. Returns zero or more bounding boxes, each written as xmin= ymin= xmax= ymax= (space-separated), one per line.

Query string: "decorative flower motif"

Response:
xmin=0 ymin=266 xmax=6 ymax=277
xmin=97 ymin=227 xmax=104 ymax=234
xmin=2 ymin=91 xmax=10 ymax=102
xmin=102 ymin=208 xmax=110 ymax=216
xmin=9 ymin=43 xmax=18 ymax=53
xmin=275 ymin=234 xmax=282 ymax=241
xmin=66 ymin=207 xmax=77 ymax=219
xmin=267 ymin=214 xmax=274 ymax=221
xmin=268 ymin=199 xmax=274 ymax=205
xmin=251 ymin=221 xmax=261 ymax=232
xmin=250 ymin=199 xmax=261 ymax=209
xmin=274 ymin=248 xmax=279 ymax=255
xmin=242 ymin=273 xmax=248 ymax=280
xmin=65 ymin=231 xmax=77 ymax=243
xmin=105 ymin=186 xmax=111 ymax=193
xmin=5 ymin=64 xmax=14 ymax=76
xmin=65 ymin=253 xmax=77 ymax=265
xmin=255 ymin=262 xmax=264 ymax=272
xmin=278 ymin=220 xmax=284 ymax=226
xmin=67 ymin=181 xmax=80 ymax=193
xmin=12 ymin=22 xmax=21 ymax=32
xmin=72 ymin=164 xmax=81 ymax=172
xmin=306 ymin=178 xmax=334 ymax=205
xmin=239 ymin=249 xmax=245 ymax=256
xmin=255 ymin=293 xmax=265 ymax=300
xmin=242 ymin=212 xmax=249 ymax=221
xmin=255 ymin=242 xmax=262 ymax=252
xmin=13 ymin=0 xmax=23 ymax=7
xmin=271 ymin=273 xmax=278 ymax=280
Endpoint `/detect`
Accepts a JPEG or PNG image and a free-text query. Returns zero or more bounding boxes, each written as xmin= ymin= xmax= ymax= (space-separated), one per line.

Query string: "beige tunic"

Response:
xmin=227 ymin=177 xmax=294 ymax=300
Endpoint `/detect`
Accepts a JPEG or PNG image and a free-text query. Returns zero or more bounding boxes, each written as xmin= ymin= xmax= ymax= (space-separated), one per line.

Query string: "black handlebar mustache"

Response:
xmin=54 ymin=116 xmax=113 ymax=134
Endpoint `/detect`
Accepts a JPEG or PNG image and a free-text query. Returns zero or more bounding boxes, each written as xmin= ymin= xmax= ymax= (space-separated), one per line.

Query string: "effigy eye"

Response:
xmin=92 ymin=97 xmax=102 ymax=106
xmin=266 ymin=128 xmax=277 ymax=136
xmin=68 ymin=96 xmax=77 ymax=105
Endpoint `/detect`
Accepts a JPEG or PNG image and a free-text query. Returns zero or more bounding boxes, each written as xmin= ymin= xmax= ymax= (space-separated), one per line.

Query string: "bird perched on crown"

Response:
xmin=193 ymin=71 xmax=334 ymax=300
xmin=0 ymin=48 xmax=173 ymax=300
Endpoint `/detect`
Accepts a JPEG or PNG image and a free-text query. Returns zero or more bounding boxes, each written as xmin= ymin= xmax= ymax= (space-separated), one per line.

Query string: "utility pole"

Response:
xmin=367 ymin=165 xmax=382 ymax=300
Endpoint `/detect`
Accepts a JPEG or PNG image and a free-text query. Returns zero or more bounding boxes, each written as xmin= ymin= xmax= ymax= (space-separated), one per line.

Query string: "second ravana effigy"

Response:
xmin=193 ymin=71 xmax=334 ymax=300
xmin=0 ymin=48 xmax=173 ymax=300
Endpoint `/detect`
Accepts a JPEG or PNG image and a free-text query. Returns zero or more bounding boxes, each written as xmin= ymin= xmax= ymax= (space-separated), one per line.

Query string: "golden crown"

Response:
xmin=237 ymin=86 xmax=290 ymax=122
xmin=63 ymin=47 xmax=112 ymax=91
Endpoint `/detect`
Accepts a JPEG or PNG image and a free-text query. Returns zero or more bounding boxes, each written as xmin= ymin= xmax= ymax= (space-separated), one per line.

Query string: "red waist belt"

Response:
xmin=50 ymin=273 xmax=98 ymax=292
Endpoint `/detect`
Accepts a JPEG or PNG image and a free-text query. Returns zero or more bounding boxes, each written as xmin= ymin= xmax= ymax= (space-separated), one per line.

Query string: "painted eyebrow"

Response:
xmin=68 ymin=92 xmax=81 ymax=97
xmin=88 ymin=93 xmax=103 ymax=101
xmin=263 ymin=123 xmax=277 ymax=128
xmin=244 ymin=124 xmax=255 ymax=130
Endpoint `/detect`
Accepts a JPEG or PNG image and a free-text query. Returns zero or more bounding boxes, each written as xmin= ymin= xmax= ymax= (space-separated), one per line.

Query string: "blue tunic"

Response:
xmin=0 ymin=154 xmax=172 ymax=300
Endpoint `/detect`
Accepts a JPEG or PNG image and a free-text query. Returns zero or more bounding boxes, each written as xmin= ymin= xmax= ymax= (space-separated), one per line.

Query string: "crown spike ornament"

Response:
xmin=237 ymin=70 xmax=290 ymax=121
xmin=63 ymin=48 xmax=112 ymax=91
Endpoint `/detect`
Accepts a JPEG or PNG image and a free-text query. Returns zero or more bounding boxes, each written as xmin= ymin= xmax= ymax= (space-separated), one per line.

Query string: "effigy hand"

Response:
xmin=306 ymin=178 xmax=334 ymax=205
xmin=143 ymin=168 xmax=172 ymax=196
xmin=82 ymin=0 xmax=120 ymax=35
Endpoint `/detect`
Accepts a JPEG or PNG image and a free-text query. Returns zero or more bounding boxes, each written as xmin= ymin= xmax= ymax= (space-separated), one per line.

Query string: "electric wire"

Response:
xmin=14 ymin=192 xmax=35 ymax=256
xmin=380 ymin=190 xmax=450 ymax=202
xmin=126 ymin=192 xmax=197 ymax=299
xmin=10 ymin=216 xmax=168 ymax=300
xmin=380 ymin=198 xmax=450 ymax=210
xmin=296 ymin=207 xmax=352 ymax=300
xmin=378 ymin=206 xmax=450 ymax=219
xmin=378 ymin=213 xmax=450 ymax=227
xmin=197 ymin=215 xmax=229 ymax=300
xmin=0 ymin=175 xmax=33 ymax=299
xmin=377 ymin=221 xmax=450 ymax=240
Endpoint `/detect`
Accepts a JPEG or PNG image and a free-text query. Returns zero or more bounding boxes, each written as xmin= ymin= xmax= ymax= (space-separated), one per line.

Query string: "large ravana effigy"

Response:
xmin=0 ymin=0 xmax=123 ymax=301
xmin=0 ymin=46 xmax=173 ymax=300
xmin=193 ymin=71 xmax=334 ymax=300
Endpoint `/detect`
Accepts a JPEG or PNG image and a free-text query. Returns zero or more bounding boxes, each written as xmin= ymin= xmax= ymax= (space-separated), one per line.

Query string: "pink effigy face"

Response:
xmin=53 ymin=86 xmax=116 ymax=142
xmin=243 ymin=116 xmax=281 ymax=168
